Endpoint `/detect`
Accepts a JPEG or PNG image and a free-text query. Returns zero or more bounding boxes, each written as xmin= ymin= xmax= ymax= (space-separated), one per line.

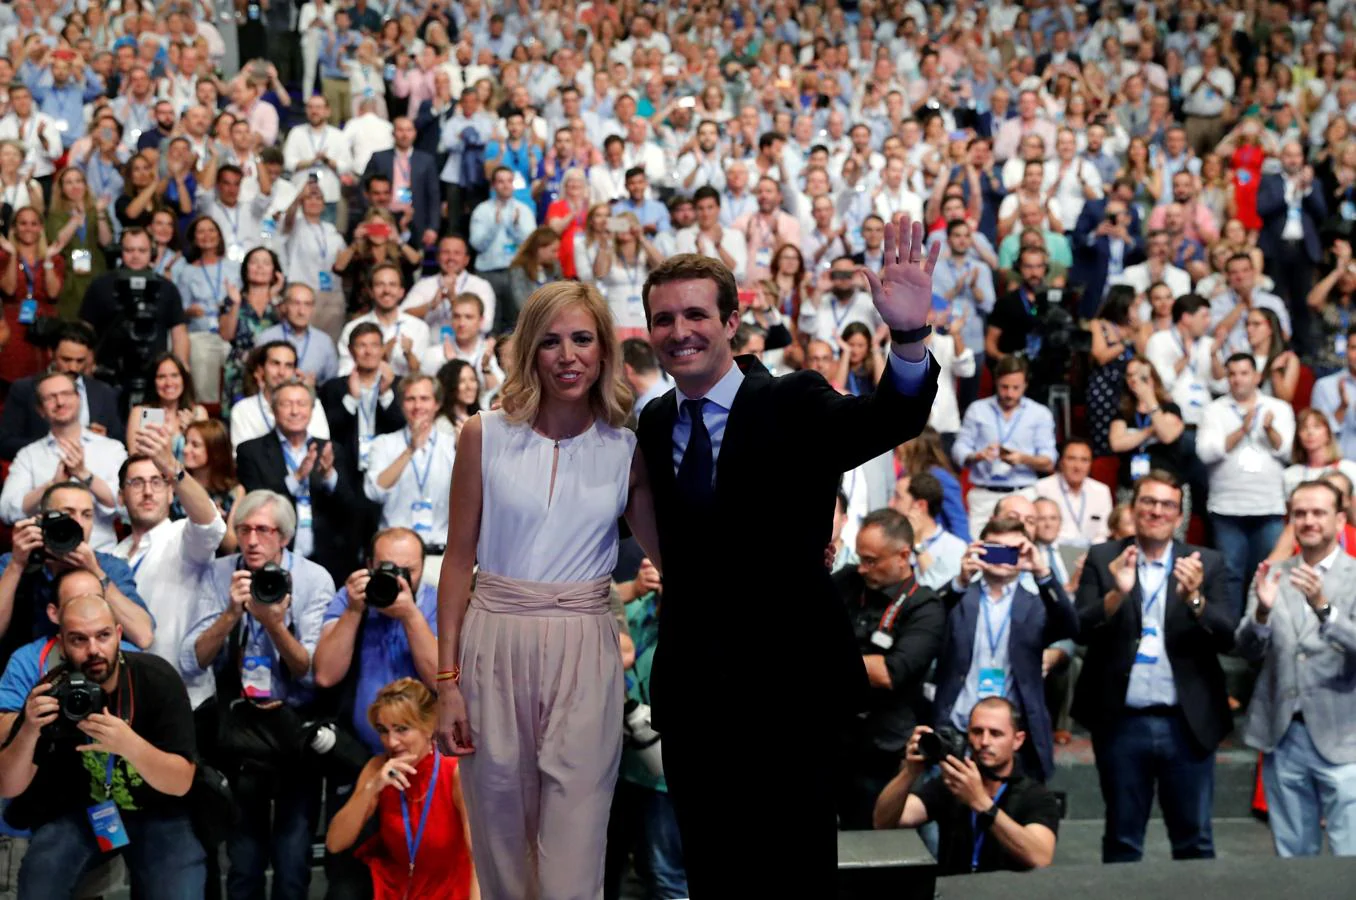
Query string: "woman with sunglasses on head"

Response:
xmin=126 ymin=353 xmax=209 ymax=460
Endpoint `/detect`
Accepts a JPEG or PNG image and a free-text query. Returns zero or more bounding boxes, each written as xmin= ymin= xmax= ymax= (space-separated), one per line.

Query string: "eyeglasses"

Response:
xmin=829 ymin=271 xmax=855 ymax=280
xmin=125 ymin=476 xmax=169 ymax=492
xmin=235 ymin=524 xmax=281 ymax=538
xmin=1135 ymin=496 xmax=1181 ymax=512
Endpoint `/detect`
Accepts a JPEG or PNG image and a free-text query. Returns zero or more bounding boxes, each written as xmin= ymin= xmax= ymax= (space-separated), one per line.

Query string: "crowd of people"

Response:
xmin=0 ymin=0 xmax=1354 ymax=897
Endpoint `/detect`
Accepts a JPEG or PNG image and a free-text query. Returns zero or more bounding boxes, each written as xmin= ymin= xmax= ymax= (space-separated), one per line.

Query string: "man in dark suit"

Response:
xmin=236 ymin=378 xmax=361 ymax=585
xmin=362 ymin=116 xmax=442 ymax=251
xmin=0 ymin=325 xmax=124 ymax=459
xmin=636 ymin=216 xmax=941 ymax=895
xmin=1074 ymin=469 xmax=1235 ymax=863
xmin=1256 ymin=141 xmax=1328 ymax=356
xmin=1069 ymin=194 xmax=1145 ymax=319
xmin=1035 ymin=31 xmax=1082 ymax=78
xmin=933 ymin=515 xmax=1079 ymax=784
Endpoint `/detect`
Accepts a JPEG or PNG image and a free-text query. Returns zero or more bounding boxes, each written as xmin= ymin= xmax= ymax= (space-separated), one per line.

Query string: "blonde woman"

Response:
xmin=0 ymin=140 xmax=43 ymax=223
xmin=44 ymin=165 xmax=111 ymax=319
xmin=435 ymin=282 xmax=658 ymax=898
xmin=571 ymin=202 xmax=612 ymax=283
xmin=578 ymin=210 xmax=663 ymax=340
xmin=327 ymin=678 xmax=478 ymax=900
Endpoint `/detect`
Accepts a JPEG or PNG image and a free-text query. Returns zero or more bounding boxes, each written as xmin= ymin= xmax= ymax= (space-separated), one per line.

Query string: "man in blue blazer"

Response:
xmin=361 ymin=116 xmax=442 ymax=250
xmin=1070 ymin=194 xmax=1145 ymax=318
xmin=0 ymin=326 xmax=124 ymax=460
xmin=933 ymin=514 xmax=1080 ymax=782
xmin=1256 ymin=142 xmax=1328 ymax=356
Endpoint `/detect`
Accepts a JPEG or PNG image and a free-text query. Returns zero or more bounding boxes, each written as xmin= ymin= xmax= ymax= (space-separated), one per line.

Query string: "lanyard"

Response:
xmin=991 ymin=401 xmax=1025 ymax=448
xmin=875 ymin=579 xmax=919 ymax=633
xmin=971 ymin=783 xmax=1009 ymax=872
xmin=406 ymin=428 xmax=436 ymax=496
xmin=90 ymin=156 xmax=112 ymax=197
xmin=1138 ymin=546 xmax=1172 ymax=618
xmin=1019 ymin=287 xmax=1036 ymax=317
xmin=830 ymin=297 xmax=854 ymax=330
xmin=400 ymin=750 xmax=441 ymax=879
xmin=396 ymin=151 xmax=411 ymax=183
xmin=283 ymin=323 xmax=311 ymax=366
xmin=1057 ymin=477 xmax=1085 ymax=530
xmin=200 ymin=261 xmax=224 ymax=301
xmin=981 ymin=586 xmax=1013 ymax=657
xmin=130 ymin=549 xmax=149 ymax=577
xmin=223 ymin=205 xmax=240 ymax=243
xmin=18 ymin=257 xmax=34 ymax=299
xmin=312 ymin=222 xmax=330 ymax=260
xmin=357 ymin=379 xmax=379 ymax=435
xmin=280 ymin=439 xmax=311 ymax=494
xmin=308 ymin=127 xmax=327 ymax=157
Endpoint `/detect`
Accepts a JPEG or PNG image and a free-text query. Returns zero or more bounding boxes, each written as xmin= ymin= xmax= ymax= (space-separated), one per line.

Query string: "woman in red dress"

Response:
xmin=545 ymin=168 xmax=590 ymax=279
xmin=327 ymin=678 xmax=479 ymax=900
xmin=0 ymin=205 xmax=64 ymax=384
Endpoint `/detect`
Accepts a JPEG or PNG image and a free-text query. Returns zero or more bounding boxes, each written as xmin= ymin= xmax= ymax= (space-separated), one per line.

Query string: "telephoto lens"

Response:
xmin=250 ymin=562 xmax=291 ymax=605
xmin=365 ymin=562 xmax=411 ymax=609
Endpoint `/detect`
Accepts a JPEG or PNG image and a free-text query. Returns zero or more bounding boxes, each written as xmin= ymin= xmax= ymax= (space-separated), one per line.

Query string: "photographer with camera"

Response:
xmin=872 ymin=697 xmax=1059 ymax=874
xmin=0 ymin=371 xmax=128 ymax=550
xmin=0 ymin=476 xmax=152 ymax=673
xmin=110 ymin=423 xmax=226 ymax=708
xmin=180 ymin=488 xmax=335 ymax=900
xmin=77 ymin=227 xmax=190 ymax=385
xmin=0 ymin=578 xmax=205 ymax=896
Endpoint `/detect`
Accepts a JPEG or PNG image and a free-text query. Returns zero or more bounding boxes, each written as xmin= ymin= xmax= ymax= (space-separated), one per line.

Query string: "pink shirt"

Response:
xmin=733 ymin=210 xmax=802 ymax=288
xmin=1147 ymin=202 xmax=1219 ymax=245
xmin=229 ymin=100 xmax=279 ymax=148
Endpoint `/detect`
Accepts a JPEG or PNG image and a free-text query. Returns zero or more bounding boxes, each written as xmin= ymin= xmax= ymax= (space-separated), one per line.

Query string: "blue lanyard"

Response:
xmin=200 ymin=261 xmax=224 ymax=301
xmin=90 ymin=156 xmax=111 ymax=196
xmin=406 ymin=429 xmax=436 ymax=496
xmin=18 ymin=257 xmax=34 ymax=299
xmin=308 ymin=127 xmax=327 ymax=157
xmin=1058 ymin=477 xmax=1085 ymax=529
xmin=283 ymin=323 xmax=311 ymax=366
xmin=312 ymin=223 xmax=329 ymax=260
xmin=130 ymin=551 xmax=148 ymax=577
xmin=1019 ymin=288 xmax=1036 ymax=317
xmin=981 ymin=588 xmax=1012 ymax=657
xmin=971 ymin=783 xmax=1009 ymax=872
xmin=73 ymin=213 xmax=86 ymax=244
xmin=1138 ymin=546 xmax=1172 ymax=618
xmin=992 ymin=402 xmax=1025 ymax=448
xmin=104 ymin=749 xmax=118 ymax=791
xmin=1135 ymin=412 xmax=1153 ymax=430
xmin=400 ymin=749 xmax=441 ymax=877
xmin=830 ymin=297 xmax=854 ymax=330
xmin=280 ymin=439 xmax=311 ymax=495
xmin=222 ymin=206 xmax=240 ymax=243
xmin=357 ymin=380 xmax=379 ymax=435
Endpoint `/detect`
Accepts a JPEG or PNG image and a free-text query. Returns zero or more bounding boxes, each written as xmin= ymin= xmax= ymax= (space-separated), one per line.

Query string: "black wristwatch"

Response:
xmin=975 ymin=803 xmax=999 ymax=831
xmin=1315 ymin=603 xmax=1333 ymax=624
xmin=890 ymin=325 xmax=932 ymax=345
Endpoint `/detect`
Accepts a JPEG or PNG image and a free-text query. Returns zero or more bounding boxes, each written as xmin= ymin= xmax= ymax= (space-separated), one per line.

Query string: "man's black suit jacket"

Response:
xmin=317 ymin=376 xmax=406 ymax=471
xmin=636 ymin=354 xmax=938 ymax=892
xmin=1073 ymin=538 xmax=1235 ymax=754
xmin=361 ymin=148 xmax=442 ymax=240
xmin=0 ymin=374 xmax=125 ymax=460
xmin=235 ymin=433 xmax=362 ymax=586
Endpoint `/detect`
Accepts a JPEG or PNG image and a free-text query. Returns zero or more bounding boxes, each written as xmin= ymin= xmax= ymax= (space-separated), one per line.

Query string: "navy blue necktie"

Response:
xmin=677 ymin=398 xmax=714 ymax=503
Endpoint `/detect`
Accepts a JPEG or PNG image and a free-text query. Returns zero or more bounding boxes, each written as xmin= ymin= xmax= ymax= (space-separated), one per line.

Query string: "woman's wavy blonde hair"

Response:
xmin=367 ymin=677 xmax=436 ymax=734
xmin=499 ymin=281 xmax=633 ymax=428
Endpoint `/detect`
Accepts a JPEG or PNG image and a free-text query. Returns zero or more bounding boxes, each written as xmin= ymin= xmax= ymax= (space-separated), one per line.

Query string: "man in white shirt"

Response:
xmin=338 ymin=262 xmax=430 ymax=377
xmin=889 ymin=471 xmax=968 ymax=591
xmin=1146 ymin=294 xmax=1218 ymax=426
xmin=1210 ymin=253 xmax=1291 ymax=356
xmin=1197 ymin=353 xmax=1296 ymax=618
xmin=282 ymin=94 xmax=352 ymax=222
xmin=343 ymin=96 xmax=395 ymax=174
xmin=621 ymin=117 xmax=666 ymax=186
xmin=1032 ymin=439 xmax=1113 ymax=548
xmin=112 ymin=423 xmax=225 ymax=707
xmin=0 ymin=373 xmax=127 ymax=550
xmin=1111 ymin=230 xmax=1192 ymax=299
xmin=1310 ymin=328 xmax=1356 ymax=460
xmin=402 ymin=235 xmax=497 ymax=335
xmin=588 ymin=134 xmax=631 ymax=205
xmin=1043 ymin=128 xmax=1103 ymax=228
xmin=674 ymin=120 xmax=727 ymax=193
xmin=873 ymin=156 xmax=924 ymax=224
xmin=364 ymin=375 xmax=457 ymax=586
xmin=230 ymin=341 xmax=332 ymax=448
xmin=675 ymin=186 xmax=748 ymax=283
xmin=0 ymin=84 xmax=61 ymax=180
xmin=199 ymin=161 xmax=274 ymax=260
xmin=417 ymin=292 xmax=503 ymax=395
xmin=799 ymin=256 xmax=883 ymax=345
xmin=1180 ymin=44 xmax=1235 ymax=155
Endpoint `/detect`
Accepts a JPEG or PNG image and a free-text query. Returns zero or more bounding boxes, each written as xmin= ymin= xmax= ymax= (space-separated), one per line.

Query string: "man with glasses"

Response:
xmin=230 ymin=341 xmax=332 ymax=448
xmin=0 ymin=325 xmax=124 ymax=460
xmin=256 ymin=284 xmax=341 ymax=386
xmin=110 ymin=423 xmax=225 ymax=707
xmin=1073 ymin=470 xmax=1234 ymax=863
xmin=801 ymin=255 xmax=885 ymax=345
xmin=0 ymin=372 xmax=128 ymax=550
xmin=181 ymin=489 xmax=334 ymax=900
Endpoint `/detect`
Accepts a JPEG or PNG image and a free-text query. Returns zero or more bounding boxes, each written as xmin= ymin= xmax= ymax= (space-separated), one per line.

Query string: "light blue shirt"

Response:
xmin=952 ymin=397 xmax=1058 ymax=488
xmin=468 ymin=197 xmax=535 ymax=272
xmin=180 ymin=551 xmax=335 ymax=707
xmin=255 ymin=323 xmax=340 ymax=383
xmin=913 ymin=527 xmax=969 ymax=591
xmin=671 ymin=352 xmax=934 ymax=475
xmin=929 ymin=255 xmax=996 ymax=352
xmin=1311 ymin=371 xmax=1356 ymax=460
xmin=174 ymin=261 xmax=242 ymax=334
xmin=612 ymin=197 xmax=671 ymax=234
xmin=952 ymin=579 xmax=1017 ymax=730
xmin=31 ymin=74 xmax=102 ymax=146
xmin=1124 ymin=544 xmax=1180 ymax=708
xmin=277 ymin=431 xmax=339 ymax=561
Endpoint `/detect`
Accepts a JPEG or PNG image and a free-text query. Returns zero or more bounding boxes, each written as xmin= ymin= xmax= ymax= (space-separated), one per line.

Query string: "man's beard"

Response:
xmin=831 ymin=287 xmax=855 ymax=301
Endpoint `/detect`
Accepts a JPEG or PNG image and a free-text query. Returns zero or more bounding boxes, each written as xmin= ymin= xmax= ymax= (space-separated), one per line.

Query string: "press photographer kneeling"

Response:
xmin=872 ymin=697 xmax=1059 ymax=874
xmin=0 ymin=570 xmax=204 ymax=897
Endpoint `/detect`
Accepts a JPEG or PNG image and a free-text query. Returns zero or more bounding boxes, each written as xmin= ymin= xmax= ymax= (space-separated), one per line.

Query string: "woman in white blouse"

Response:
xmin=576 ymin=211 xmax=662 ymax=340
xmin=283 ymin=180 xmax=346 ymax=340
xmin=0 ymin=141 xmax=42 ymax=225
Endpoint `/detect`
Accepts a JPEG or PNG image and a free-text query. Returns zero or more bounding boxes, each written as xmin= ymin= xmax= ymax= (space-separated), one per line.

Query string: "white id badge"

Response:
xmin=260 ymin=217 xmax=277 ymax=237
xmin=358 ymin=433 xmax=375 ymax=470
xmin=989 ymin=459 xmax=1013 ymax=479
xmin=1238 ymin=446 xmax=1266 ymax=474
xmin=227 ymin=243 xmax=245 ymax=262
xmin=296 ymin=495 xmax=313 ymax=530
xmin=1135 ymin=626 xmax=1163 ymax=665
xmin=1130 ymin=453 xmax=1151 ymax=480
xmin=512 ymin=170 xmax=528 ymax=191
xmin=242 ymin=655 xmax=273 ymax=700
xmin=71 ymin=249 xmax=92 ymax=274
xmin=411 ymin=499 xmax=434 ymax=535
xmin=870 ymin=630 xmax=894 ymax=650
xmin=755 ymin=247 xmax=772 ymax=269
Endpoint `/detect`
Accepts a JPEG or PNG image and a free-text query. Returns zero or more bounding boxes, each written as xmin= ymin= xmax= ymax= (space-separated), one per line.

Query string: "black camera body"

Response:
xmin=365 ymin=562 xmax=411 ymax=609
xmin=52 ymin=671 xmax=105 ymax=722
xmin=250 ymin=562 xmax=291 ymax=605
xmin=39 ymin=510 xmax=83 ymax=556
xmin=109 ymin=270 xmax=165 ymax=408
xmin=918 ymin=726 xmax=968 ymax=766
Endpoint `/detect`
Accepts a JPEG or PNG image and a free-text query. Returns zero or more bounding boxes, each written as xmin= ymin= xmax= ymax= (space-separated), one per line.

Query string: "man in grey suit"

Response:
xmin=1237 ymin=479 xmax=1356 ymax=857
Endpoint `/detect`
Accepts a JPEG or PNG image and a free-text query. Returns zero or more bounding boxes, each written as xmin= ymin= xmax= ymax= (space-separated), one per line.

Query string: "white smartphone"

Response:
xmin=140 ymin=408 xmax=166 ymax=427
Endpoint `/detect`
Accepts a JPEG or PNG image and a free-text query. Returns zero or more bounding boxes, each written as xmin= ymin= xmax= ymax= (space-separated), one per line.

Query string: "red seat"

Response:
xmin=1186 ymin=513 xmax=1207 ymax=546
xmin=978 ymin=364 xmax=994 ymax=399
xmin=1293 ymin=364 xmax=1316 ymax=413
xmin=960 ymin=466 xmax=973 ymax=503
xmin=0 ymin=459 xmax=10 ymax=553
xmin=1090 ymin=456 xmax=1120 ymax=492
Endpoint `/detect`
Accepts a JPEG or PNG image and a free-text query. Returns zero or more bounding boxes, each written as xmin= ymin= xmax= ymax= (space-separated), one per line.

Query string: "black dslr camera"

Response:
xmin=918 ymin=726 xmax=968 ymax=766
xmin=250 ymin=562 xmax=291 ymax=605
xmin=39 ymin=510 xmax=83 ymax=555
xmin=37 ymin=670 xmax=106 ymax=756
xmin=110 ymin=271 xmax=164 ymax=407
xmin=365 ymin=562 xmax=411 ymax=609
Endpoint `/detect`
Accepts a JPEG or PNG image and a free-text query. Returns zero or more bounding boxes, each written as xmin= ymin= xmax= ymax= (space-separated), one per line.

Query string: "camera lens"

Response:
xmin=250 ymin=563 xmax=291 ymax=605
xmin=365 ymin=565 xmax=404 ymax=609
xmin=40 ymin=511 xmax=83 ymax=556
xmin=917 ymin=731 xmax=943 ymax=765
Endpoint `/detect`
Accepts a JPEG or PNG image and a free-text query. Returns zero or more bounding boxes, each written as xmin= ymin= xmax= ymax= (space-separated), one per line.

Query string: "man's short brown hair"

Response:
xmin=642 ymin=253 xmax=739 ymax=326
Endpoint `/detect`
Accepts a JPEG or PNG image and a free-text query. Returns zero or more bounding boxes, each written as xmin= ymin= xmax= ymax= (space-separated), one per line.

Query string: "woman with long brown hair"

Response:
xmin=125 ymin=353 xmax=209 ymax=458
xmin=334 ymin=208 xmax=422 ymax=313
xmin=180 ymin=418 xmax=244 ymax=553
xmin=1108 ymin=356 xmax=1186 ymax=494
xmin=0 ymin=205 xmax=63 ymax=384
xmin=45 ymin=165 xmax=111 ymax=319
xmin=435 ymin=281 xmax=658 ymax=898
xmin=502 ymin=227 xmax=561 ymax=331
xmin=895 ymin=425 xmax=970 ymax=542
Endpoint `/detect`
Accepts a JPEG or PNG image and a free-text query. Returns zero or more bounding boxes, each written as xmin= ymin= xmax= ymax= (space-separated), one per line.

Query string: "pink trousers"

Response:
xmin=459 ymin=572 xmax=622 ymax=900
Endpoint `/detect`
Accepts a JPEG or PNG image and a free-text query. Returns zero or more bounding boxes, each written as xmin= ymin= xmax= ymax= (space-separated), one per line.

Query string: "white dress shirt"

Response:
xmin=1145 ymin=327 xmax=1219 ymax=425
xmin=0 ymin=431 xmax=128 ymax=549
xmin=282 ymin=124 xmax=351 ymax=203
xmin=401 ymin=271 xmax=497 ymax=336
xmin=337 ymin=312 xmax=431 ymax=377
xmin=798 ymin=291 xmax=884 ymax=345
xmin=364 ymin=428 xmax=456 ymax=547
xmin=1111 ymin=262 xmax=1193 ymax=299
xmin=112 ymin=514 xmax=226 ymax=707
xmin=674 ymin=227 xmax=748 ymax=283
xmin=1196 ymin=394 xmax=1296 ymax=517
xmin=342 ymin=113 xmax=395 ymax=174
xmin=1032 ymin=474 xmax=1114 ymax=546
